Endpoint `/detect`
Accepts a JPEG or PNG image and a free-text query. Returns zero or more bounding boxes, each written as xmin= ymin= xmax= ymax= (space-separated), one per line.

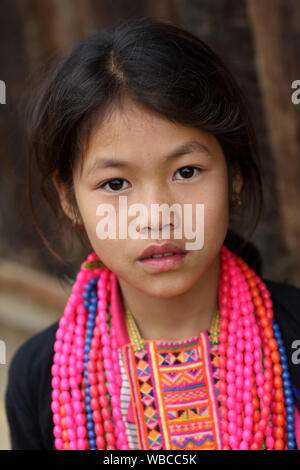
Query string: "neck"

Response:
xmin=117 ymin=252 xmax=220 ymax=341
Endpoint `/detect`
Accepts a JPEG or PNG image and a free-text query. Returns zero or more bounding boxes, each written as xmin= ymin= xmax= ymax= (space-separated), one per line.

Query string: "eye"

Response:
xmin=98 ymin=178 xmax=130 ymax=193
xmin=174 ymin=166 xmax=202 ymax=180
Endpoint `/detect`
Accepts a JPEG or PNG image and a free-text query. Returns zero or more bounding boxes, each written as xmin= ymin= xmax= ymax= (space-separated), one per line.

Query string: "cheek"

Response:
xmin=77 ymin=191 xmax=110 ymax=236
xmin=205 ymin=187 xmax=229 ymax=227
xmin=81 ymin=205 xmax=99 ymax=240
xmin=194 ymin=171 xmax=229 ymax=223
xmin=206 ymin=200 xmax=229 ymax=236
xmin=76 ymin=193 xmax=128 ymax=265
xmin=199 ymin=174 xmax=229 ymax=245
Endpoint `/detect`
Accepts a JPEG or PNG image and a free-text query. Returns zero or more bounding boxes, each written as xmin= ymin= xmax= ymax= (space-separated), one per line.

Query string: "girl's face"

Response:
xmin=66 ymin=102 xmax=236 ymax=297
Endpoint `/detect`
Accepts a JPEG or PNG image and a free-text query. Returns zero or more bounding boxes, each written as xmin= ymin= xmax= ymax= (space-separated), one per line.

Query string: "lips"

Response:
xmin=138 ymin=242 xmax=187 ymax=260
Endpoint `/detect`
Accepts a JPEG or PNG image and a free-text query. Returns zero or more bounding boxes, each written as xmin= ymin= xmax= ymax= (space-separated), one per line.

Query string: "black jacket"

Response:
xmin=5 ymin=278 xmax=300 ymax=450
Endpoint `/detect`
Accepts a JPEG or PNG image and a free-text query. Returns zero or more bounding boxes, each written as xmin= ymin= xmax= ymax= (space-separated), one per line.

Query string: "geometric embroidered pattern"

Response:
xmin=121 ymin=311 xmax=223 ymax=450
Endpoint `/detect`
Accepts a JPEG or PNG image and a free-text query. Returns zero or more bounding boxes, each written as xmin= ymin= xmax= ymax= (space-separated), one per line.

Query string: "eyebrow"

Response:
xmin=84 ymin=140 xmax=213 ymax=177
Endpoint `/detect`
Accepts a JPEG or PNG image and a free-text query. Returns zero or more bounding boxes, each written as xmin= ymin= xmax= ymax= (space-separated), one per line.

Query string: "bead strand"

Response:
xmin=109 ymin=290 xmax=129 ymax=449
xmin=247 ymin=269 xmax=284 ymax=449
xmin=272 ymin=318 xmax=296 ymax=449
xmin=218 ymin=249 xmax=230 ymax=448
xmin=84 ymin=276 xmax=99 ymax=449
xmin=233 ymin=262 xmax=257 ymax=450
xmin=233 ymin=255 xmax=272 ymax=449
xmin=96 ymin=272 xmax=117 ymax=449
xmin=241 ymin=267 xmax=269 ymax=448
xmin=51 ymin=246 xmax=296 ymax=450
xmin=227 ymin=257 xmax=243 ymax=449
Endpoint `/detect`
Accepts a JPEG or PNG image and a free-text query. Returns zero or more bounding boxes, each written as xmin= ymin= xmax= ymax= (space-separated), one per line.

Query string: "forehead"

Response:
xmin=76 ymin=101 xmax=222 ymax=178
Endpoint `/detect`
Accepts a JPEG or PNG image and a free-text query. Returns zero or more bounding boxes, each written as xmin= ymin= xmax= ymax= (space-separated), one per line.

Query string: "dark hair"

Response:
xmin=25 ymin=16 xmax=263 ymax=273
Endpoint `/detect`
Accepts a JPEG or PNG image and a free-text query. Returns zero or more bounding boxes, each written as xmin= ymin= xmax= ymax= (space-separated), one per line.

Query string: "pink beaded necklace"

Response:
xmin=51 ymin=245 xmax=295 ymax=450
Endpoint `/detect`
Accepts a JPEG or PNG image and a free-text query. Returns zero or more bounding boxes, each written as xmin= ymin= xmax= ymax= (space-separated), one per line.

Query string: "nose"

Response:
xmin=134 ymin=191 xmax=181 ymax=238
xmin=143 ymin=208 xmax=173 ymax=236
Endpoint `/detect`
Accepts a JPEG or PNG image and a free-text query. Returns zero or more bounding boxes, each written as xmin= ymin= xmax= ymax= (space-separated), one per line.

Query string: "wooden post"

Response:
xmin=247 ymin=0 xmax=300 ymax=285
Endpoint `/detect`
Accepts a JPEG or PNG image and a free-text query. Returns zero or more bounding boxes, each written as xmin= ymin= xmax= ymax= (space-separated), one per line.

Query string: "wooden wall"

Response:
xmin=0 ymin=0 xmax=299 ymax=286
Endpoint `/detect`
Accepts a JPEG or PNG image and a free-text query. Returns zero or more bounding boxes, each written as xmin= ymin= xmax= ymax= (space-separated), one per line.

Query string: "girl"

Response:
xmin=5 ymin=17 xmax=300 ymax=451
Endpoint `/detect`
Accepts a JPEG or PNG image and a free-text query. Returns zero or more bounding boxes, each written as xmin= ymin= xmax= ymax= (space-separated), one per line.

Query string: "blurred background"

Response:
xmin=1 ymin=0 xmax=300 ymax=450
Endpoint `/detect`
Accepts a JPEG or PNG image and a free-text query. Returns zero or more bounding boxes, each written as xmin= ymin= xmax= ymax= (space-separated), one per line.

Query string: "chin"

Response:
xmin=140 ymin=279 xmax=192 ymax=299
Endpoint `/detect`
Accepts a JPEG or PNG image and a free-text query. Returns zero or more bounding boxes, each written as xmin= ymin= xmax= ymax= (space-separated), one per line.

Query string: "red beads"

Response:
xmin=51 ymin=253 xmax=129 ymax=450
xmin=51 ymin=246 xmax=289 ymax=451
xmin=218 ymin=246 xmax=288 ymax=449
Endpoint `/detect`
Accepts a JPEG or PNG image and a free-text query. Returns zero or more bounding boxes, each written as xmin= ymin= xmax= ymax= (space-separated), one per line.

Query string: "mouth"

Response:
xmin=138 ymin=242 xmax=187 ymax=260
xmin=137 ymin=242 xmax=189 ymax=272
xmin=142 ymin=252 xmax=179 ymax=259
xmin=137 ymin=250 xmax=188 ymax=272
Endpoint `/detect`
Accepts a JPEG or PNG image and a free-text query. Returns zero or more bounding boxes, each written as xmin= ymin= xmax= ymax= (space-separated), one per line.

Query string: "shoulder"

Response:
xmin=263 ymin=278 xmax=300 ymax=310
xmin=5 ymin=321 xmax=59 ymax=449
xmin=263 ymin=276 xmax=300 ymax=344
xmin=263 ymin=277 xmax=300 ymax=334
xmin=263 ymin=278 xmax=300 ymax=412
xmin=6 ymin=321 xmax=59 ymax=412
xmin=7 ymin=321 xmax=59 ymax=386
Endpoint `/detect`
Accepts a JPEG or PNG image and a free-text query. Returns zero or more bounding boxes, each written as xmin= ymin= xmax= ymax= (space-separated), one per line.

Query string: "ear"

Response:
xmin=232 ymin=169 xmax=243 ymax=196
xmin=52 ymin=169 xmax=74 ymax=222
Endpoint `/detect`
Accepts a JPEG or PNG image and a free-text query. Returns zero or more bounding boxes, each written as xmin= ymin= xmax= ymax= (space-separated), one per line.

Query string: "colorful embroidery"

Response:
xmin=122 ymin=309 xmax=223 ymax=450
